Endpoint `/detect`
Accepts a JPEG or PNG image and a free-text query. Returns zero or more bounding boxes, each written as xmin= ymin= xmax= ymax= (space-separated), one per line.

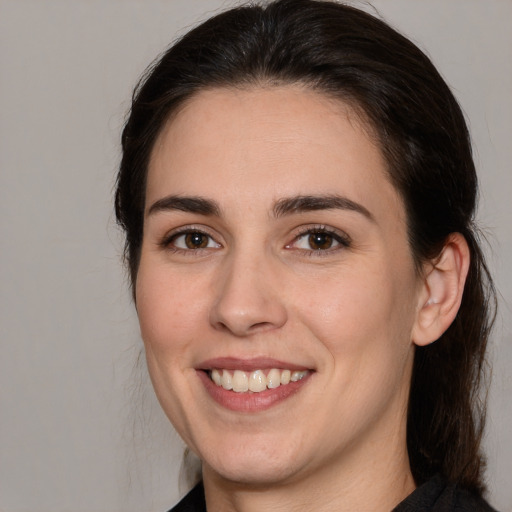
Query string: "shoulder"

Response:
xmin=169 ymin=477 xmax=499 ymax=512
xmin=167 ymin=483 xmax=206 ymax=512
xmin=451 ymin=486 xmax=499 ymax=512
xmin=394 ymin=475 xmax=499 ymax=512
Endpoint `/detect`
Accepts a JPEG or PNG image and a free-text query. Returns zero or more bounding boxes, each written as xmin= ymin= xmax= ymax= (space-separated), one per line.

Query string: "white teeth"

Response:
xmin=211 ymin=369 xmax=221 ymax=386
xmin=291 ymin=370 xmax=308 ymax=382
xmin=249 ymin=370 xmax=267 ymax=392
xmin=221 ymin=370 xmax=232 ymax=390
xmin=210 ymin=368 xmax=309 ymax=393
xmin=232 ymin=370 xmax=249 ymax=392
xmin=267 ymin=368 xmax=281 ymax=389
xmin=280 ymin=369 xmax=291 ymax=385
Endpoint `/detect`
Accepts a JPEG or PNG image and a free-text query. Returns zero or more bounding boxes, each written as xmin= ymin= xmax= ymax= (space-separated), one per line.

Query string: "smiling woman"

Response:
xmin=115 ymin=1 xmax=498 ymax=511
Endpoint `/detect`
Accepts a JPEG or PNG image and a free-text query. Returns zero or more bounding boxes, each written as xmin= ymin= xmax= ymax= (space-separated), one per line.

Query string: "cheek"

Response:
xmin=293 ymin=263 xmax=417 ymax=362
xmin=135 ymin=262 xmax=208 ymax=355
xmin=134 ymin=261 xmax=210 ymax=442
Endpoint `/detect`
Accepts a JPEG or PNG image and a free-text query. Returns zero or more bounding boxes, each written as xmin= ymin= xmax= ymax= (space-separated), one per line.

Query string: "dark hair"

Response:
xmin=115 ymin=0 xmax=495 ymax=495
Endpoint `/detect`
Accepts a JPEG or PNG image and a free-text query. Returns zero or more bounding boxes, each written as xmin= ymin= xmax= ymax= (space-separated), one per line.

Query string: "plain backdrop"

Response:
xmin=0 ymin=1 xmax=511 ymax=511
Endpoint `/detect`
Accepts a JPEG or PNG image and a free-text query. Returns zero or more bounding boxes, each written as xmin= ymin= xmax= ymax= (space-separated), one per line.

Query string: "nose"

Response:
xmin=209 ymin=251 xmax=288 ymax=337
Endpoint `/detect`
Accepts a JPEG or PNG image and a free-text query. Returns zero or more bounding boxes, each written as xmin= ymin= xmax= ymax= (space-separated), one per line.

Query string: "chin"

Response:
xmin=206 ymin=459 xmax=300 ymax=487
xmin=200 ymin=437 xmax=305 ymax=486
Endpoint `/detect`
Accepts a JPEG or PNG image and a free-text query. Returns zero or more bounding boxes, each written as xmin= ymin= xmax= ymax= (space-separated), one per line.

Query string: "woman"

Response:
xmin=115 ymin=1 xmax=497 ymax=510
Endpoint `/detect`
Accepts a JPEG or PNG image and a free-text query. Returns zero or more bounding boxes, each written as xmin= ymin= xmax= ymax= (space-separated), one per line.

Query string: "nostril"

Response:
xmin=212 ymin=319 xmax=277 ymax=336
xmin=247 ymin=321 xmax=275 ymax=333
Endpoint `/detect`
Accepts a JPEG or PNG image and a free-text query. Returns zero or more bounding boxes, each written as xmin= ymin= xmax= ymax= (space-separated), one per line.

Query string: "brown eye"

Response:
xmin=184 ymin=232 xmax=209 ymax=249
xmin=168 ymin=230 xmax=221 ymax=251
xmin=288 ymin=227 xmax=350 ymax=254
xmin=308 ymin=232 xmax=333 ymax=250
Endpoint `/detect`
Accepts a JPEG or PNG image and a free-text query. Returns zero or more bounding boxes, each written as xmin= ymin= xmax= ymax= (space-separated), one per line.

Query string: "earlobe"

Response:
xmin=412 ymin=233 xmax=470 ymax=347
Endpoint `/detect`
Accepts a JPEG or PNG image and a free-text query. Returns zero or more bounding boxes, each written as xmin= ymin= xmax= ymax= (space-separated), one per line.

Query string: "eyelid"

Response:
xmin=160 ymin=224 xmax=222 ymax=251
xmin=158 ymin=223 xmax=350 ymax=255
xmin=286 ymin=224 xmax=351 ymax=253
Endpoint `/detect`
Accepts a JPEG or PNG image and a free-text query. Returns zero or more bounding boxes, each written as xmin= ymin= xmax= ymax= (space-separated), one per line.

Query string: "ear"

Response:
xmin=412 ymin=233 xmax=470 ymax=346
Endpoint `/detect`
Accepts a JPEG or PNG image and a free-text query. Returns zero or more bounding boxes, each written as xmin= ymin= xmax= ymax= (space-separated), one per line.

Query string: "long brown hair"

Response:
xmin=115 ymin=0 xmax=496 ymax=494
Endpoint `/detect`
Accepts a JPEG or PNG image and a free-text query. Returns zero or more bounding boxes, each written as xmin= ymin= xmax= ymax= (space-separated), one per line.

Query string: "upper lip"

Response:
xmin=197 ymin=357 xmax=311 ymax=372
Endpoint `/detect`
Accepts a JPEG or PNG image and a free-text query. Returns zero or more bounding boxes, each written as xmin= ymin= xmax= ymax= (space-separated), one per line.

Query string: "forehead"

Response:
xmin=146 ymin=86 xmax=403 ymax=223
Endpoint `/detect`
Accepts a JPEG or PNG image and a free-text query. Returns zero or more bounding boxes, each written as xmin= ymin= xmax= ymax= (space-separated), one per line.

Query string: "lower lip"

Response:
xmin=197 ymin=370 xmax=312 ymax=412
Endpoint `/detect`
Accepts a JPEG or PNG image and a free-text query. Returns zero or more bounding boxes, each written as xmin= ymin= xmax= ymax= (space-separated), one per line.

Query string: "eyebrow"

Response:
xmin=147 ymin=195 xmax=221 ymax=217
xmin=147 ymin=193 xmax=373 ymax=221
xmin=273 ymin=194 xmax=374 ymax=221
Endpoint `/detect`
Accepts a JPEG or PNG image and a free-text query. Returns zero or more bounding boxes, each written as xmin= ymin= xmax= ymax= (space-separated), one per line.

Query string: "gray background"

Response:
xmin=0 ymin=1 xmax=510 ymax=511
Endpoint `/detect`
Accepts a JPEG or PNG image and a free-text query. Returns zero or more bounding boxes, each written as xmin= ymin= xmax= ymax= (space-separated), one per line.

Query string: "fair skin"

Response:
xmin=136 ymin=86 xmax=469 ymax=512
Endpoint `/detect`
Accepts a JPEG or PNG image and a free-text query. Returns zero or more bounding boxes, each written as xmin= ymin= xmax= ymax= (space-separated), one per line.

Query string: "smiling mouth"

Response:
xmin=208 ymin=368 xmax=309 ymax=393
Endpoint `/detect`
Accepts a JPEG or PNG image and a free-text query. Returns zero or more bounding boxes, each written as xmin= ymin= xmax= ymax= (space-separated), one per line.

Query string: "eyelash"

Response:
xmin=160 ymin=226 xmax=221 ymax=254
xmin=160 ymin=224 xmax=351 ymax=256
xmin=288 ymin=225 xmax=351 ymax=256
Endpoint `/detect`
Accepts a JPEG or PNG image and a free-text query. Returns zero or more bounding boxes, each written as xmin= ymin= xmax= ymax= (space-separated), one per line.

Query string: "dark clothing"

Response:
xmin=169 ymin=482 xmax=206 ymax=512
xmin=168 ymin=474 xmax=498 ymax=511
xmin=393 ymin=474 xmax=497 ymax=511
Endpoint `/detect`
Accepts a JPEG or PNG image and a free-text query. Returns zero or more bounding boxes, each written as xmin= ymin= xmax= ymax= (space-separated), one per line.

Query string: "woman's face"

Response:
xmin=136 ymin=87 xmax=425 ymax=487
